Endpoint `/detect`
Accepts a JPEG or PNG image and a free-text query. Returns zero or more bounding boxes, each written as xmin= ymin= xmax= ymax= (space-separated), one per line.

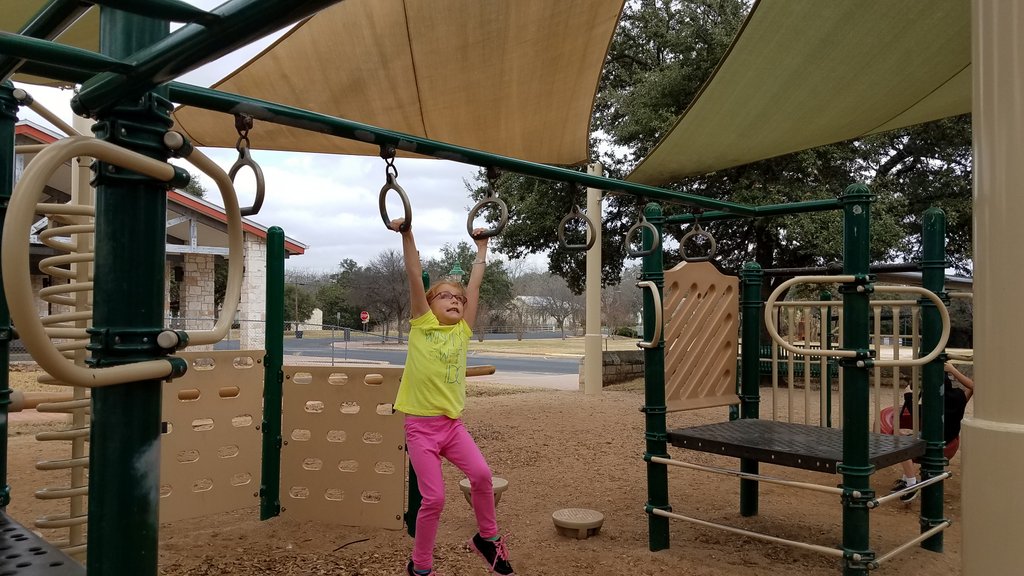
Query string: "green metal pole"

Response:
xmin=0 ymin=0 xmax=91 ymax=82
xmin=0 ymin=81 xmax=18 ymax=509
xmin=85 ymin=8 xmax=171 ymax=576
xmin=837 ymin=184 xmax=875 ymax=575
xmin=668 ymin=198 xmax=844 ymax=224
xmin=10 ymin=41 xmax=758 ymax=218
xmin=260 ymin=227 xmax=285 ymax=520
xmin=404 ymin=270 xmax=430 ymax=536
xmin=739 ymin=262 xmax=763 ymax=516
xmin=90 ymin=0 xmax=222 ymax=25
xmin=72 ymin=0 xmax=341 ymax=116
xmin=821 ymin=291 xmax=834 ymax=428
xmin=918 ymin=207 xmax=947 ymax=551
xmin=0 ymin=32 xmax=131 ymax=77
xmin=639 ymin=203 xmax=670 ymax=551
xmin=166 ymin=83 xmax=756 ymax=217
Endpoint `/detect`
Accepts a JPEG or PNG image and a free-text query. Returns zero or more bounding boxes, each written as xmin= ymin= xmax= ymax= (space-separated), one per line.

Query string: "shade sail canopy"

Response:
xmin=6 ymin=0 xmax=622 ymax=165
xmin=628 ymin=0 xmax=971 ymax=186
xmin=171 ymin=0 xmax=623 ymax=165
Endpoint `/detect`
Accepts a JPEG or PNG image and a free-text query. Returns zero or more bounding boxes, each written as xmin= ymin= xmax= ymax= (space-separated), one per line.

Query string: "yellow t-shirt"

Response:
xmin=394 ymin=311 xmax=472 ymax=419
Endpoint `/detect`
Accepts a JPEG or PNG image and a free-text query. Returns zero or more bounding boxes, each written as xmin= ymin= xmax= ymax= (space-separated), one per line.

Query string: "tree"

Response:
xmin=469 ymin=173 xmax=632 ymax=294
xmin=603 ymin=265 xmax=643 ymax=337
xmin=474 ymin=0 xmax=973 ymax=294
xmin=214 ymin=256 xmax=228 ymax=312
xmin=303 ymin=259 xmax=376 ymax=330
xmin=514 ymin=271 xmax=584 ymax=338
xmin=426 ymin=241 xmax=514 ymax=305
xmin=283 ymin=284 xmax=317 ymax=330
xmin=422 ymin=240 xmax=515 ymax=339
xmin=316 ymin=282 xmax=361 ymax=328
xmin=181 ymin=171 xmax=207 ymax=199
xmin=360 ymin=249 xmax=409 ymax=339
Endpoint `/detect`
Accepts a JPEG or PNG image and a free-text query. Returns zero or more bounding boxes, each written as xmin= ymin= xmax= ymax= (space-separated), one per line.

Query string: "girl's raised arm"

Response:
xmin=392 ymin=218 xmax=429 ymax=318
xmin=463 ymin=230 xmax=489 ymax=330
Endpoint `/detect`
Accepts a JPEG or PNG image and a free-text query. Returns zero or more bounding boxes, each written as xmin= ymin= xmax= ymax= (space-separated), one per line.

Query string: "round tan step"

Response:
xmin=552 ymin=508 xmax=604 ymax=539
xmin=459 ymin=476 xmax=509 ymax=507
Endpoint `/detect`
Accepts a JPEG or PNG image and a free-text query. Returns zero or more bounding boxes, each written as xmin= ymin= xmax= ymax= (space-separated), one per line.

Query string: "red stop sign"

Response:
xmin=360 ymin=311 xmax=369 ymax=322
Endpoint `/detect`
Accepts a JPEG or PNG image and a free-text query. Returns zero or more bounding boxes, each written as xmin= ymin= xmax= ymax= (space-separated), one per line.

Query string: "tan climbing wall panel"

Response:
xmin=663 ymin=261 xmax=740 ymax=411
xmin=160 ymin=350 xmax=264 ymax=522
xmin=281 ymin=365 xmax=405 ymax=530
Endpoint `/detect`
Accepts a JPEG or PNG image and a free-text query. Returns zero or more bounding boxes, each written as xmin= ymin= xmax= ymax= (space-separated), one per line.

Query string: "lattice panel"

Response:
xmin=281 ymin=365 xmax=405 ymax=530
xmin=160 ymin=350 xmax=264 ymax=522
xmin=663 ymin=261 xmax=740 ymax=411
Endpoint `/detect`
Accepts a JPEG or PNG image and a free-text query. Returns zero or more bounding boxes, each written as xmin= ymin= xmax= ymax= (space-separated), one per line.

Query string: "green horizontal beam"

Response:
xmin=168 ymin=83 xmax=756 ymax=214
xmin=91 ymin=0 xmax=222 ymax=25
xmin=13 ymin=46 xmax=753 ymax=212
xmin=0 ymin=31 xmax=131 ymax=76
xmin=14 ymin=48 xmax=758 ymax=213
xmin=11 ymin=26 xmax=756 ymax=213
xmin=0 ymin=0 xmax=90 ymax=82
xmin=72 ymin=0 xmax=340 ymax=116
xmin=668 ymin=197 xmax=842 ymax=224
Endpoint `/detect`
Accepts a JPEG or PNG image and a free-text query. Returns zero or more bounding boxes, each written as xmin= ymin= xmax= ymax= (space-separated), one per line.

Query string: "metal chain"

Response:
xmin=234 ymin=113 xmax=253 ymax=153
xmin=380 ymin=143 xmax=399 ymax=178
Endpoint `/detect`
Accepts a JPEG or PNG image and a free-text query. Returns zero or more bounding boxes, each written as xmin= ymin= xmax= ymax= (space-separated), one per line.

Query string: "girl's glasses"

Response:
xmin=430 ymin=291 xmax=467 ymax=305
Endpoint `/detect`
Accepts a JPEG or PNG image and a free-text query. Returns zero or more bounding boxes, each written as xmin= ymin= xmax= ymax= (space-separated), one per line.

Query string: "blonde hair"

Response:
xmin=426 ymin=280 xmax=466 ymax=303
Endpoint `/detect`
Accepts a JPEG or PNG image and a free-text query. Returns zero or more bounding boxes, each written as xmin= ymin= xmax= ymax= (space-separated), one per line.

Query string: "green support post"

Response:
xmin=639 ymin=203 xmax=670 ymax=551
xmin=261 ymin=227 xmax=285 ymax=520
xmin=739 ymin=263 xmax=763 ymax=516
xmin=918 ymin=207 xmax=948 ymax=551
xmin=85 ymin=9 xmax=171 ymax=576
xmin=404 ymin=270 xmax=430 ymax=536
xmin=821 ymin=291 xmax=834 ymax=428
xmin=837 ymin=184 xmax=875 ymax=575
xmin=0 ymin=81 xmax=18 ymax=509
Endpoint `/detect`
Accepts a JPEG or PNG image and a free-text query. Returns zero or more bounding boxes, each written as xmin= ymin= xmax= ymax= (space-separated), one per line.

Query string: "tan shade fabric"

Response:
xmin=628 ymin=0 xmax=970 ymax=186
xmin=4 ymin=3 xmax=99 ymax=87
xmin=171 ymin=0 xmax=623 ymax=165
xmin=5 ymin=1 xmax=621 ymax=164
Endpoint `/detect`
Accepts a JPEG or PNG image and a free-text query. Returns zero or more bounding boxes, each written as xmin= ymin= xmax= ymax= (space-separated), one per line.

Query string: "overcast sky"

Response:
xmin=13 ymin=0 xmax=549 ymax=275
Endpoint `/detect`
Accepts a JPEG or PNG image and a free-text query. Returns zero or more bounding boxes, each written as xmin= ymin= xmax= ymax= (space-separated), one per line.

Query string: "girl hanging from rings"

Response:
xmin=378 ymin=153 xmax=512 ymax=575
xmin=388 ymin=214 xmax=515 ymax=576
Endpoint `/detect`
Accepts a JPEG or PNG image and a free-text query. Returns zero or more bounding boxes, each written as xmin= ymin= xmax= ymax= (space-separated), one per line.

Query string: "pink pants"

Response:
xmin=405 ymin=415 xmax=498 ymax=570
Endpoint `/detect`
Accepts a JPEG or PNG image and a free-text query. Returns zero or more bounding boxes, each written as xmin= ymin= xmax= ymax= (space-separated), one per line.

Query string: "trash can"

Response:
xmin=295 ymin=330 xmax=303 ymax=339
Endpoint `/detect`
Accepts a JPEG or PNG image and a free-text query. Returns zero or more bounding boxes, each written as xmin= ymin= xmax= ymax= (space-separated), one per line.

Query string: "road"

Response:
xmin=214 ymin=335 xmax=581 ymax=375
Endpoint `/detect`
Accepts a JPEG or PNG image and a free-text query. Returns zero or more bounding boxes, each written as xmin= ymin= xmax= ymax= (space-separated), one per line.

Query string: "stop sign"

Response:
xmin=360 ymin=311 xmax=369 ymax=323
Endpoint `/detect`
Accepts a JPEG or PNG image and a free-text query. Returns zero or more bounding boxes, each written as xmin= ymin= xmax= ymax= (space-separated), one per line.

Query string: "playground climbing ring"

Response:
xmin=228 ymin=113 xmax=266 ymax=217
xmin=557 ymin=205 xmax=596 ymax=251
xmin=377 ymin=144 xmax=411 ymax=231
xmin=625 ymin=212 xmax=659 ymax=258
xmin=465 ymin=167 xmax=508 ymax=238
xmin=679 ymin=221 xmax=716 ymax=262
xmin=2 ymin=134 xmax=245 ymax=387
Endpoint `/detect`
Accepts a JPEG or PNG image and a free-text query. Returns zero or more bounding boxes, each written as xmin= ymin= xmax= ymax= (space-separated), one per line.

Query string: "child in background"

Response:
xmin=390 ymin=217 xmax=515 ymax=576
xmin=889 ymin=361 xmax=975 ymax=503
